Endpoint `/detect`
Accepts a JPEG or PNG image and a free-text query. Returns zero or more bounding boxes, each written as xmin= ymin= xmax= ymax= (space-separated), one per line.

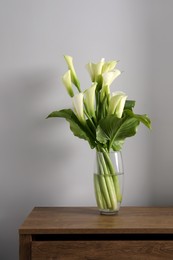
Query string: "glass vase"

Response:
xmin=94 ymin=150 xmax=124 ymax=215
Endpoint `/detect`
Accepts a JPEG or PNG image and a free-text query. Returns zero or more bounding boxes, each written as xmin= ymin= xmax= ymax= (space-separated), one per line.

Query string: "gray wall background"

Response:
xmin=0 ymin=0 xmax=173 ymax=259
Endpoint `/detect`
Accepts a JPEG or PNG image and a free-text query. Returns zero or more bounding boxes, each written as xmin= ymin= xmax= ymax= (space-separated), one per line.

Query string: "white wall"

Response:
xmin=0 ymin=0 xmax=173 ymax=259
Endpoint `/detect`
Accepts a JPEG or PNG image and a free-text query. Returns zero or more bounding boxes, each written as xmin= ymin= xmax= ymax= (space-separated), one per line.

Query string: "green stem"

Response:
xmin=100 ymin=148 xmax=115 ymax=175
xmin=105 ymin=175 xmax=118 ymax=210
xmin=94 ymin=148 xmax=123 ymax=210
xmin=97 ymin=156 xmax=104 ymax=175
xmin=112 ymin=175 xmax=122 ymax=202
xmin=99 ymin=153 xmax=110 ymax=175
xmin=98 ymin=175 xmax=112 ymax=209
xmin=94 ymin=174 xmax=107 ymax=209
xmin=97 ymin=150 xmax=117 ymax=210
xmin=84 ymin=109 xmax=96 ymax=129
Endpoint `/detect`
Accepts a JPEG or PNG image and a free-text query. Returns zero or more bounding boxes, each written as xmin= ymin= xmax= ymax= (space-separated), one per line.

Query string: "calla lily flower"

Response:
xmin=64 ymin=55 xmax=81 ymax=92
xmin=62 ymin=70 xmax=74 ymax=97
xmin=86 ymin=62 xmax=95 ymax=81
xmin=102 ymin=60 xmax=118 ymax=73
xmin=102 ymin=70 xmax=121 ymax=88
xmin=72 ymin=93 xmax=85 ymax=124
xmin=108 ymin=91 xmax=127 ymax=118
xmin=86 ymin=58 xmax=105 ymax=82
xmin=84 ymin=83 xmax=97 ymax=118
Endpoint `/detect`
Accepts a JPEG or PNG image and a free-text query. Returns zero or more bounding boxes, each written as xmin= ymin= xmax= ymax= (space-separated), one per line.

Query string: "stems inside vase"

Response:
xmin=94 ymin=149 xmax=123 ymax=213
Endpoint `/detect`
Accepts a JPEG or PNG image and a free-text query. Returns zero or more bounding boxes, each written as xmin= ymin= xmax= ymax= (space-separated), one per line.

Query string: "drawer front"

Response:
xmin=32 ymin=240 xmax=173 ymax=260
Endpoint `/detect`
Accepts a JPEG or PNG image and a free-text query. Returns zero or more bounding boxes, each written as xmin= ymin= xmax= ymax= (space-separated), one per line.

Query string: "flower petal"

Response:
xmin=102 ymin=60 xmax=118 ymax=73
xmin=62 ymin=70 xmax=74 ymax=97
xmin=84 ymin=83 xmax=97 ymax=117
xmin=86 ymin=63 xmax=95 ymax=81
xmin=86 ymin=58 xmax=105 ymax=82
xmin=64 ymin=55 xmax=81 ymax=91
xmin=102 ymin=69 xmax=121 ymax=87
xmin=72 ymin=93 xmax=85 ymax=124
xmin=116 ymin=94 xmax=127 ymax=118
xmin=108 ymin=91 xmax=127 ymax=118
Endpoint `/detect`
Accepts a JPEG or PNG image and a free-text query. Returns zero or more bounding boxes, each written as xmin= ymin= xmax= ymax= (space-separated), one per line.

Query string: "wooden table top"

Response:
xmin=19 ymin=207 xmax=173 ymax=235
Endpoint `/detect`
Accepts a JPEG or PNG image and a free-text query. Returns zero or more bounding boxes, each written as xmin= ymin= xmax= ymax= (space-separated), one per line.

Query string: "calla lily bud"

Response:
xmin=64 ymin=55 xmax=81 ymax=92
xmin=62 ymin=70 xmax=74 ymax=97
xmin=72 ymin=93 xmax=85 ymax=124
xmin=102 ymin=70 xmax=121 ymax=87
xmin=84 ymin=83 xmax=97 ymax=117
xmin=102 ymin=60 xmax=118 ymax=73
xmin=108 ymin=91 xmax=127 ymax=118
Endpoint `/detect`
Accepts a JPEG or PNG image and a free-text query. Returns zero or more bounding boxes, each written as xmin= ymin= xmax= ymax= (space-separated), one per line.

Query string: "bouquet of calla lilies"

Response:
xmin=47 ymin=55 xmax=151 ymax=150
xmin=47 ymin=55 xmax=151 ymax=212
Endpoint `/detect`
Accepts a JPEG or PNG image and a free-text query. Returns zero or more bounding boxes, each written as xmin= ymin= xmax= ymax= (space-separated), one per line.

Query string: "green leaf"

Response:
xmin=69 ymin=120 xmax=95 ymax=148
xmin=125 ymin=109 xmax=151 ymax=129
xmin=46 ymin=109 xmax=74 ymax=120
xmin=96 ymin=115 xmax=140 ymax=150
xmin=96 ymin=116 xmax=121 ymax=144
xmin=47 ymin=109 xmax=96 ymax=149
xmin=116 ymin=117 xmax=140 ymax=140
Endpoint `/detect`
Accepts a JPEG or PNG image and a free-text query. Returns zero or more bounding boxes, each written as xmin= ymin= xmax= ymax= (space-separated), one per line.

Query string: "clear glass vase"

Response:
xmin=94 ymin=150 xmax=124 ymax=215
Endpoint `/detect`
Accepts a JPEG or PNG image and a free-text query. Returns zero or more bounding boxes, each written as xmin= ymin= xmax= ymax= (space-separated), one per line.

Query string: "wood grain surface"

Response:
xmin=31 ymin=240 xmax=173 ymax=260
xmin=19 ymin=207 xmax=173 ymax=259
xmin=19 ymin=207 xmax=173 ymax=234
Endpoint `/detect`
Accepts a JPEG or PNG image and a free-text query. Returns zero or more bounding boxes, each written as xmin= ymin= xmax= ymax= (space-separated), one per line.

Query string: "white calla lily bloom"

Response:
xmin=86 ymin=63 xmax=95 ymax=81
xmin=62 ymin=70 xmax=74 ymax=97
xmin=86 ymin=58 xmax=105 ymax=82
xmin=102 ymin=60 xmax=118 ymax=73
xmin=64 ymin=55 xmax=81 ymax=91
xmin=108 ymin=91 xmax=127 ymax=118
xmin=84 ymin=83 xmax=97 ymax=117
xmin=102 ymin=70 xmax=121 ymax=88
xmin=72 ymin=93 xmax=85 ymax=124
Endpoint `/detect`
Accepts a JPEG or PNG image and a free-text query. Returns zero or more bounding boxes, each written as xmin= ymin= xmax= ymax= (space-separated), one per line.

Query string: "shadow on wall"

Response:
xmin=0 ymin=69 xmax=72 ymax=259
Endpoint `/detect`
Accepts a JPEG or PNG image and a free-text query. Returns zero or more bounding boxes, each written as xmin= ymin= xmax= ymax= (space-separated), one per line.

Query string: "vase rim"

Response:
xmin=96 ymin=150 xmax=122 ymax=154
